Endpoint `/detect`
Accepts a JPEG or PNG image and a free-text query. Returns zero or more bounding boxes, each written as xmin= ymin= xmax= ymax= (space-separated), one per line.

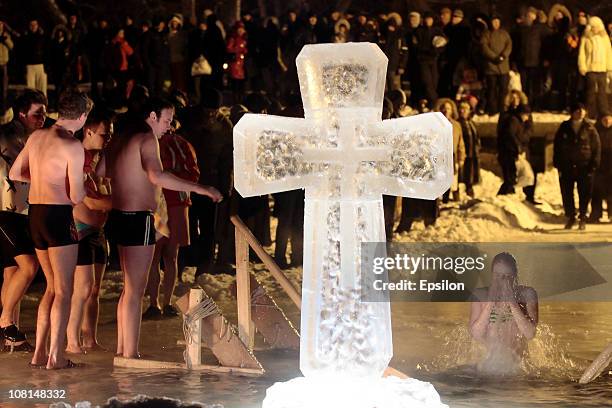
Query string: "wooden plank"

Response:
xmin=187 ymin=288 xmax=203 ymax=367
xmin=235 ymin=227 xmax=254 ymax=348
xmin=579 ymin=343 xmax=612 ymax=384
xmin=113 ymin=357 xmax=264 ymax=376
xmin=231 ymin=215 xmax=302 ymax=309
xmin=230 ymin=274 xmax=300 ymax=350
xmin=202 ymin=313 xmax=263 ymax=371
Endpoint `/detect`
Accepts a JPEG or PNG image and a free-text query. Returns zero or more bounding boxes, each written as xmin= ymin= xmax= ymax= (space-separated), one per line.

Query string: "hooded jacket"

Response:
xmin=578 ymin=16 xmax=612 ymax=75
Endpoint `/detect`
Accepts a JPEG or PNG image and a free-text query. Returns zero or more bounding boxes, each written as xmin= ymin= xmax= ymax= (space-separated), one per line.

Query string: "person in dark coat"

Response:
xmin=590 ymin=113 xmax=612 ymax=222
xmin=86 ymin=19 xmax=112 ymax=99
xmin=517 ymin=8 xmax=548 ymax=110
xmin=497 ymin=104 xmax=531 ymax=195
xmin=412 ymin=11 xmax=445 ymax=103
xmin=303 ymin=14 xmax=325 ymax=45
xmin=148 ymin=19 xmax=170 ymax=97
xmin=440 ymin=9 xmax=471 ymax=98
xmin=405 ymin=11 xmax=422 ymax=105
xmin=203 ymin=14 xmax=226 ymax=92
xmin=280 ymin=11 xmax=303 ymax=97
xmin=380 ymin=16 xmax=408 ymax=91
xmin=458 ymin=100 xmax=481 ymax=196
xmin=273 ymin=93 xmax=305 ymax=267
xmin=481 ymin=15 xmax=512 ymax=115
xmin=553 ymin=103 xmax=601 ymax=230
xmin=49 ymin=26 xmax=71 ymax=102
xmin=258 ymin=17 xmax=283 ymax=99
xmin=180 ymin=89 xmax=233 ymax=275
xmin=548 ymin=10 xmax=574 ymax=111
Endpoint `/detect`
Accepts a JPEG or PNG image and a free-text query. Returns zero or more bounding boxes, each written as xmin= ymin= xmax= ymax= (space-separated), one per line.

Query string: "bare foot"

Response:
xmin=83 ymin=343 xmax=108 ymax=352
xmin=47 ymin=359 xmax=79 ymax=370
xmin=30 ymin=356 xmax=49 ymax=368
xmin=47 ymin=356 xmax=79 ymax=370
xmin=31 ymin=353 xmax=49 ymax=367
xmin=65 ymin=344 xmax=87 ymax=354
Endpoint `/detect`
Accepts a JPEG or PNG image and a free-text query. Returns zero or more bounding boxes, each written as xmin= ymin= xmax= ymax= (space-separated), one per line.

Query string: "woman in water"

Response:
xmin=469 ymin=252 xmax=538 ymax=375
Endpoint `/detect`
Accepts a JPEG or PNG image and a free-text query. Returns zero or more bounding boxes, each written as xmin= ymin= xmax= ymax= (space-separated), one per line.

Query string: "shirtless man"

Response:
xmin=66 ymin=111 xmax=113 ymax=353
xmin=102 ymin=98 xmax=221 ymax=358
xmin=0 ymin=89 xmax=46 ymax=351
xmin=469 ymin=252 xmax=539 ymax=375
xmin=10 ymin=90 xmax=92 ymax=369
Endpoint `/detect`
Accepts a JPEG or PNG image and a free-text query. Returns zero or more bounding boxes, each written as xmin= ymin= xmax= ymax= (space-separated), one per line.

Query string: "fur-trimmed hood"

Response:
xmin=433 ymin=97 xmax=458 ymax=120
xmin=548 ymin=3 xmax=572 ymax=27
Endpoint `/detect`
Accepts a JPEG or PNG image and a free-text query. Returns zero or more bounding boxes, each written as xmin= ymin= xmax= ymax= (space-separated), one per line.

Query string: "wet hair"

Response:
xmin=13 ymin=89 xmax=47 ymax=116
xmin=492 ymin=252 xmax=518 ymax=275
xmin=57 ymin=90 xmax=94 ymax=120
xmin=142 ymin=97 xmax=174 ymax=121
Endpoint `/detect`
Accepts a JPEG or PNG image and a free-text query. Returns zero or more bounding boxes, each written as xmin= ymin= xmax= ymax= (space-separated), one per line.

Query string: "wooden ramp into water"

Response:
xmin=113 ymin=215 xmax=408 ymax=379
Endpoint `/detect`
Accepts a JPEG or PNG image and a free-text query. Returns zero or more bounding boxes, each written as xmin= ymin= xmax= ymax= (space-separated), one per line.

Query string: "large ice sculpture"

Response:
xmin=234 ymin=43 xmax=451 ymax=408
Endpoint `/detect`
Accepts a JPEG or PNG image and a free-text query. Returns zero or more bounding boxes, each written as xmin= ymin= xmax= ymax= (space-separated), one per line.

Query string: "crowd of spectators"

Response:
xmin=0 ymin=3 xmax=610 ymax=277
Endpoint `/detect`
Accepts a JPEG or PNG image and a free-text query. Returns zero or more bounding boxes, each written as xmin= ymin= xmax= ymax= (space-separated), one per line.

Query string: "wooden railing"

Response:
xmin=230 ymin=215 xmax=301 ymax=347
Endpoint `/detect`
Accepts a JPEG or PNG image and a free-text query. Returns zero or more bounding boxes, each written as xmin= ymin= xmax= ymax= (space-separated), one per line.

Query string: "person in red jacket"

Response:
xmin=143 ymin=120 xmax=199 ymax=318
xmin=109 ymin=29 xmax=134 ymax=103
xmin=226 ymin=22 xmax=248 ymax=104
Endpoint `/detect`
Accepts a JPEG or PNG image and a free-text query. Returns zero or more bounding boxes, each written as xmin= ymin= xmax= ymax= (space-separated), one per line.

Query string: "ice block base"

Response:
xmin=262 ymin=375 xmax=448 ymax=408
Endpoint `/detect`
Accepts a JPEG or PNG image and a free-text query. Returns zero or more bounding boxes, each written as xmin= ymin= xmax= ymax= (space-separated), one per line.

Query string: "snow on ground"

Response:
xmin=394 ymin=168 xmax=572 ymax=243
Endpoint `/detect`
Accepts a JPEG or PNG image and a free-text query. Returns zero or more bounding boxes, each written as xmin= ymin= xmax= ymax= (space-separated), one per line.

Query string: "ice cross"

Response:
xmin=234 ymin=43 xmax=453 ymax=379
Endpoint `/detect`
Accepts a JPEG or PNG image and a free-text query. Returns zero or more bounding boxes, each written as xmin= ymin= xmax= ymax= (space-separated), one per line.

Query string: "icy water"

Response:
xmin=1 ymin=294 xmax=611 ymax=408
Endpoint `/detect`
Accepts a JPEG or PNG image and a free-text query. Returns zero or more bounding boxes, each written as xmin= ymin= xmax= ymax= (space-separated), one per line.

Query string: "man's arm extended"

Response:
xmin=141 ymin=133 xmax=222 ymax=202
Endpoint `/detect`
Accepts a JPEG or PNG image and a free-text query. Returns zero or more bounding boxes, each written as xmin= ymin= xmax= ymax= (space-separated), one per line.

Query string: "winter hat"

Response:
xmin=452 ymin=9 xmax=464 ymax=19
xmin=423 ymin=11 xmax=435 ymax=19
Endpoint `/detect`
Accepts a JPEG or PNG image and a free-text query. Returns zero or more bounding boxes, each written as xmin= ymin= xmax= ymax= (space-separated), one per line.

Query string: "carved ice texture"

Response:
xmin=233 ymin=43 xmax=453 ymax=381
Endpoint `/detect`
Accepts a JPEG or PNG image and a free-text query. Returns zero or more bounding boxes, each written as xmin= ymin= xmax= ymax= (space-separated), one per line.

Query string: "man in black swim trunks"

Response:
xmin=0 ymin=89 xmax=47 ymax=351
xmin=10 ymin=90 xmax=92 ymax=369
xmin=102 ymin=98 xmax=221 ymax=358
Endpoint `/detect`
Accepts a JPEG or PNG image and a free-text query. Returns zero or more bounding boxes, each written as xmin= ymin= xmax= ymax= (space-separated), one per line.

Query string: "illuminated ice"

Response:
xmin=233 ymin=42 xmax=451 ymax=407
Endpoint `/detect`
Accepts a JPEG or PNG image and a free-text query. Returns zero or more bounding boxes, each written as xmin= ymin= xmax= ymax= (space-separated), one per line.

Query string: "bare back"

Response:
xmin=107 ymin=131 xmax=160 ymax=212
xmin=26 ymin=127 xmax=85 ymax=205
